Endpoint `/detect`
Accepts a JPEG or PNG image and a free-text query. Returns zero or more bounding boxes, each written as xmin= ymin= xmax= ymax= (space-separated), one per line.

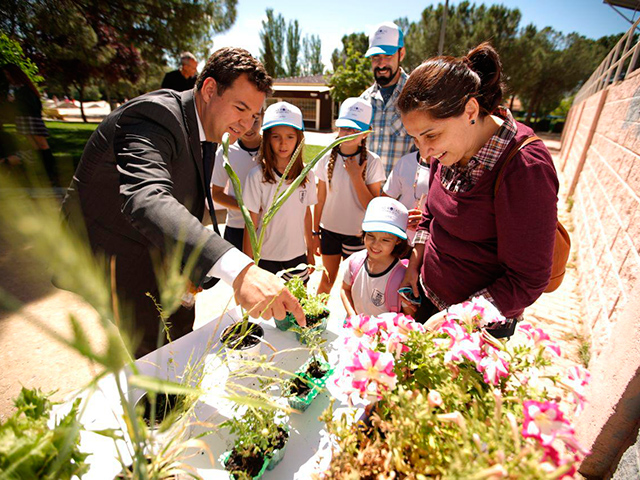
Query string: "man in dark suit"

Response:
xmin=161 ymin=52 xmax=198 ymax=92
xmin=62 ymin=47 xmax=304 ymax=358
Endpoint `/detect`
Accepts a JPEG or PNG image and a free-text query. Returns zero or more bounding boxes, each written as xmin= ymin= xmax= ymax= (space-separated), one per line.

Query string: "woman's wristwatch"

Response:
xmin=312 ymin=230 xmax=321 ymax=236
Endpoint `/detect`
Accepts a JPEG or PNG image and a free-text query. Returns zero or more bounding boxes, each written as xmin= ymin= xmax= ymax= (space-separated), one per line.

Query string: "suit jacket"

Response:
xmin=62 ymin=88 xmax=232 ymax=293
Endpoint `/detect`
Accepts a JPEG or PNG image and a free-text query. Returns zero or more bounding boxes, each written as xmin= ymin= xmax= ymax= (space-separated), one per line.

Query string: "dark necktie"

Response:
xmin=201 ymin=141 xmax=220 ymax=235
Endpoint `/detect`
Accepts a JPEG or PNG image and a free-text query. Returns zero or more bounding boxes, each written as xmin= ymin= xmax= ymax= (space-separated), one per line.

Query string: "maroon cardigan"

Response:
xmin=418 ymin=122 xmax=559 ymax=318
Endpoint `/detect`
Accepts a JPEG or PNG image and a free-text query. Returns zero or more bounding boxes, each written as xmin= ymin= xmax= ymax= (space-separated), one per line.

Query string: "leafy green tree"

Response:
xmin=2 ymin=0 xmax=237 ymax=65
xmin=286 ymin=19 xmax=301 ymax=77
xmin=259 ymin=8 xmax=285 ymax=78
xmin=330 ymin=32 xmax=369 ymax=71
xmin=1 ymin=0 xmax=237 ymax=117
xmin=0 ymin=32 xmax=40 ymax=84
xmin=327 ymin=45 xmax=373 ymax=104
xmin=302 ymin=34 xmax=323 ymax=76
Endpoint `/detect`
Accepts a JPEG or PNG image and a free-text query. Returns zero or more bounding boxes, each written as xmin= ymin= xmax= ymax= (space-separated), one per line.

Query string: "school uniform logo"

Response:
xmin=299 ymin=189 xmax=307 ymax=203
xmin=371 ymin=289 xmax=384 ymax=307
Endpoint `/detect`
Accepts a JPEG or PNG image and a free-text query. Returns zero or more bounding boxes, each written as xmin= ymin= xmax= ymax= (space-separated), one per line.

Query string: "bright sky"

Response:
xmin=209 ymin=0 xmax=638 ymax=71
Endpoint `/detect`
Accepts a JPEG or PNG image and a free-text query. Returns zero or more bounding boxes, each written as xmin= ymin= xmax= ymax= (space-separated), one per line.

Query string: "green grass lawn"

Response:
xmin=1 ymin=121 xmax=327 ymax=188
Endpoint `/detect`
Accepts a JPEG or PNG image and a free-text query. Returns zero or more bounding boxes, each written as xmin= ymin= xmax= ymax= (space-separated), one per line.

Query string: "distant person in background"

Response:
xmin=161 ymin=52 xmax=198 ymax=92
xmin=2 ymin=63 xmax=59 ymax=187
xmin=360 ymin=22 xmax=414 ymax=176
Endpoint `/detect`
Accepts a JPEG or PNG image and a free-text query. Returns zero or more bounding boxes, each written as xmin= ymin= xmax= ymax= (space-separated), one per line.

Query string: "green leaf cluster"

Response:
xmin=222 ymin=404 xmax=287 ymax=459
xmin=0 ymin=387 xmax=88 ymax=479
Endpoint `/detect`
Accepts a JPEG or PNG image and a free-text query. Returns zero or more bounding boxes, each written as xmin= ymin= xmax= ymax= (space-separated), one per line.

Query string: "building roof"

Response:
xmin=273 ymin=74 xmax=328 ymax=86
xmin=603 ymin=0 xmax=640 ymax=10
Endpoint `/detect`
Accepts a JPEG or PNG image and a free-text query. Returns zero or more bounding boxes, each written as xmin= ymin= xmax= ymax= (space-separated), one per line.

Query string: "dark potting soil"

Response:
xmin=138 ymin=393 xmax=186 ymax=426
xmin=288 ymin=375 xmax=311 ymax=397
xmin=304 ymin=308 xmax=329 ymax=327
xmin=271 ymin=425 xmax=289 ymax=450
xmin=221 ymin=322 xmax=263 ymax=349
xmin=226 ymin=447 xmax=265 ymax=478
xmin=306 ymin=359 xmax=328 ymax=379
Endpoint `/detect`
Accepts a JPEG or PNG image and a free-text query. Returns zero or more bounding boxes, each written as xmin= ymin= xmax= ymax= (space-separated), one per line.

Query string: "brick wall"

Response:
xmin=562 ymin=70 xmax=640 ymax=478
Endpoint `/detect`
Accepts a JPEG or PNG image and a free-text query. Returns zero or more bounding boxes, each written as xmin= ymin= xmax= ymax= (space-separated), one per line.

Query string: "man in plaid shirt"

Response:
xmin=360 ymin=22 xmax=415 ymax=176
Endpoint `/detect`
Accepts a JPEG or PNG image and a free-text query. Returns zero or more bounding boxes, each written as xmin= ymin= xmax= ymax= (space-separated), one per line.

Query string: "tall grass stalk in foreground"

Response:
xmin=0 ymin=174 xmax=211 ymax=479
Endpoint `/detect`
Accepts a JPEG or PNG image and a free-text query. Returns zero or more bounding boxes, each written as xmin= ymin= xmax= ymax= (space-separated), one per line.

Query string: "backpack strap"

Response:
xmin=385 ymin=259 xmax=409 ymax=313
xmin=494 ymin=136 xmax=542 ymax=196
xmin=348 ymin=251 xmax=367 ymax=284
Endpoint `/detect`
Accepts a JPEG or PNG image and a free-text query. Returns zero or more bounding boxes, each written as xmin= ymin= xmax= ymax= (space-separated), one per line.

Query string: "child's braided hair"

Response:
xmin=326 ymin=137 xmax=368 ymax=189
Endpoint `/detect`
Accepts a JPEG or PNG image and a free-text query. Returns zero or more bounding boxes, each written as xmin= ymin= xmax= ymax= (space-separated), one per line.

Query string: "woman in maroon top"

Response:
xmin=398 ymin=43 xmax=558 ymax=338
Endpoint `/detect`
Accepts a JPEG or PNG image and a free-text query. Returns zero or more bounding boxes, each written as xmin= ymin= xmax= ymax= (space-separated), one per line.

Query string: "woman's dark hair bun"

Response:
xmin=464 ymin=42 xmax=503 ymax=115
xmin=398 ymin=42 xmax=504 ymax=118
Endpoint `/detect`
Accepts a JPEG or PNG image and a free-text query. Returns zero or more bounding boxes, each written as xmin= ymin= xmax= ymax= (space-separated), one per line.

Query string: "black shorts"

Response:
xmin=223 ymin=226 xmax=244 ymax=251
xmin=258 ymin=253 xmax=310 ymax=283
xmin=320 ymin=227 xmax=364 ymax=258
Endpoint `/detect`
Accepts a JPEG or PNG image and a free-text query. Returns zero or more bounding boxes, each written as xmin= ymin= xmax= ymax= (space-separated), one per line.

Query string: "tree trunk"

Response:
xmin=77 ymin=84 xmax=87 ymax=123
xmin=524 ymin=91 xmax=539 ymax=125
xmin=105 ymin=84 xmax=116 ymax=112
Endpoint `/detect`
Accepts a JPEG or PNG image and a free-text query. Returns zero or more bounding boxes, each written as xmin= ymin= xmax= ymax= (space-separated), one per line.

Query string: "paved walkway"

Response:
xmin=0 ymin=133 xmax=585 ymax=423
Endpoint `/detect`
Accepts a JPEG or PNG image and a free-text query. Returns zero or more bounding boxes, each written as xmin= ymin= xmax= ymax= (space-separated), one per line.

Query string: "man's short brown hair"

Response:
xmin=196 ymin=47 xmax=272 ymax=96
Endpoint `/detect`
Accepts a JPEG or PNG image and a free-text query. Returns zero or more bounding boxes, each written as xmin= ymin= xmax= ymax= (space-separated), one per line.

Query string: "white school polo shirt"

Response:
xmin=315 ymin=150 xmax=386 ymax=236
xmin=212 ymin=141 xmax=260 ymax=229
xmin=243 ymin=166 xmax=317 ymax=261
xmin=383 ymin=151 xmax=430 ymax=211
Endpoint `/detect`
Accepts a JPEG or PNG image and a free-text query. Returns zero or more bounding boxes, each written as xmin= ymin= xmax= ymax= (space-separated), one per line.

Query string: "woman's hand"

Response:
xmin=407 ymin=208 xmax=422 ymax=229
xmin=401 ymin=263 xmax=421 ymax=299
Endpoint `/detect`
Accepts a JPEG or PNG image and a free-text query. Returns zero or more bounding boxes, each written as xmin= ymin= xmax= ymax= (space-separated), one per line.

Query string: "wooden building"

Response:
xmin=269 ymin=74 xmax=333 ymax=132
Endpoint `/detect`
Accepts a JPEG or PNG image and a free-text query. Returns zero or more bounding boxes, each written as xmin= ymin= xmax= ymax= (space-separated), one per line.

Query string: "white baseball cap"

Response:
xmin=335 ymin=97 xmax=373 ymax=131
xmin=365 ymin=22 xmax=405 ymax=58
xmin=262 ymin=101 xmax=304 ymax=131
xmin=362 ymin=197 xmax=408 ymax=240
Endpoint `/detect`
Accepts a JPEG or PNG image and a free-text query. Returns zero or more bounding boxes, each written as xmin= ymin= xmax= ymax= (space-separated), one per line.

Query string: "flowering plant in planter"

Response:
xmin=221 ymin=404 xmax=289 ymax=478
xmin=323 ymin=298 xmax=590 ymax=478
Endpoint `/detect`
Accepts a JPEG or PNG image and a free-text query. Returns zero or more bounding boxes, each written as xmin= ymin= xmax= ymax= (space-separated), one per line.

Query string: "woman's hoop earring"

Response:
xmin=470 ymin=119 xmax=476 ymax=125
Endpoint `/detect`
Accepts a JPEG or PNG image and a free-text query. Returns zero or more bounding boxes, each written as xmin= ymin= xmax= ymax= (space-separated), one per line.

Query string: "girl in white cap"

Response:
xmin=341 ymin=197 xmax=414 ymax=317
xmin=313 ymin=97 xmax=386 ymax=296
xmin=243 ymin=101 xmax=317 ymax=283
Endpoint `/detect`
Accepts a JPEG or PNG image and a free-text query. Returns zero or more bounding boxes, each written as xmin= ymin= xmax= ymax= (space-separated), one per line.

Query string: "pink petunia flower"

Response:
xmin=344 ymin=314 xmax=378 ymax=338
xmin=447 ymin=296 xmax=506 ymax=329
xmin=441 ymin=321 xmax=482 ymax=365
xmin=563 ymin=365 xmax=591 ymax=415
xmin=522 ymin=400 xmax=574 ymax=446
xmin=385 ymin=332 xmax=411 ymax=359
xmin=394 ymin=314 xmax=426 ymax=335
xmin=344 ymin=348 xmax=397 ymax=401
xmin=477 ymin=345 xmax=510 ymax=385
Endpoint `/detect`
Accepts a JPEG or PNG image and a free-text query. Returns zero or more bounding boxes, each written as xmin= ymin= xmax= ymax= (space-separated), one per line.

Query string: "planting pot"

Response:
xmin=275 ymin=314 xmax=294 ymax=331
xmin=266 ymin=425 xmax=290 ymax=470
xmin=295 ymin=309 xmax=330 ymax=344
xmin=286 ymin=374 xmax=320 ymax=412
xmin=300 ymin=357 xmax=334 ymax=390
xmin=221 ymin=321 xmax=265 ymax=372
xmin=135 ymin=392 xmax=192 ymax=454
xmin=221 ymin=448 xmax=269 ymax=479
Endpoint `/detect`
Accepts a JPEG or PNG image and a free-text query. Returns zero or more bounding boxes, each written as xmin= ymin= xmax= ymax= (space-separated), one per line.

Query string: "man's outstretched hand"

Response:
xmin=232 ymin=264 xmax=306 ymax=326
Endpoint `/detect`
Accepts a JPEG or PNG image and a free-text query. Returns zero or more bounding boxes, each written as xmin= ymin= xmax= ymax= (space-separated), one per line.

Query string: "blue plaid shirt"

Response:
xmin=360 ymin=69 xmax=415 ymax=176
